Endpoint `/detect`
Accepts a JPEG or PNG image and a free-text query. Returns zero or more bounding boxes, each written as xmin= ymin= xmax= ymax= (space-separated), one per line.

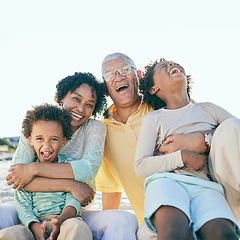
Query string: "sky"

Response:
xmin=0 ymin=0 xmax=240 ymax=138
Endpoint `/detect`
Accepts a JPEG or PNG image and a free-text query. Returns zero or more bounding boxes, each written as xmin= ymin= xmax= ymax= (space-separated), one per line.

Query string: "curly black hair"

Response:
xmin=139 ymin=59 xmax=192 ymax=110
xmin=22 ymin=103 xmax=72 ymax=140
xmin=55 ymin=72 xmax=108 ymax=118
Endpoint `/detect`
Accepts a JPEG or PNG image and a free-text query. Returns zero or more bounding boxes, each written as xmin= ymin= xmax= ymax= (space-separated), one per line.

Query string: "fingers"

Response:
xmin=41 ymin=221 xmax=47 ymax=233
xmin=8 ymin=164 xmax=18 ymax=172
xmin=162 ymin=136 xmax=174 ymax=145
xmin=48 ymin=219 xmax=59 ymax=240
xmin=12 ymin=182 xmax=20 ymax=189
xmin=16 ymin=183 xmax=24 ymax=191
xmin=5 ymin=172 xmax=13 ymax=182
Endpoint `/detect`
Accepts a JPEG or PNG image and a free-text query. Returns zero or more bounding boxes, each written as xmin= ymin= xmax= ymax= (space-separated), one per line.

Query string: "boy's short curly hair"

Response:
xmin=22 ymin=103 xmax=72 ymax=140
xmin=55 ymin=72 xmax=108 ymax=118
xmin=139 ymin=59 xmax=192 ymax=110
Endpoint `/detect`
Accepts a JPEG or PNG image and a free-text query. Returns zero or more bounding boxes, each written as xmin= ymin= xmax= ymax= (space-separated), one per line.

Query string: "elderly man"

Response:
xmin=96 ymin=52 xmax=240 ymax=238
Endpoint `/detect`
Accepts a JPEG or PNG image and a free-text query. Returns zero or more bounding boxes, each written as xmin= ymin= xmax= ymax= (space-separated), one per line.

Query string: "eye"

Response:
xmin=86 ymin=104 xmax=94 ymax=108
xmin=36 ymin=137 xmax=42 ymax=141
xmin=72 ymin=97 xmax=80 ymax=102
xmin=104 ymin=72 xmax=114 ymax=80
xmin=120 ymin=65 xmax=131 ymax=75
xmin=51 ymin=137 xmax=59 ymax=141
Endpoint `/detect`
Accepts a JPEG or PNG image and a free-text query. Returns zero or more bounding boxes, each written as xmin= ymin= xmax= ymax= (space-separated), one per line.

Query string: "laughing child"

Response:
xmin=1 ymin=103 xmax=91 ymax=240
xmin=135 ymin=59 xmax=240 ymax=240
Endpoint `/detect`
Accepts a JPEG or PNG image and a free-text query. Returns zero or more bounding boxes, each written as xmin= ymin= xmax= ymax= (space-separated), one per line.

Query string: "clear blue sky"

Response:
xmin=0 ymin=0 xmax=239 ymax=137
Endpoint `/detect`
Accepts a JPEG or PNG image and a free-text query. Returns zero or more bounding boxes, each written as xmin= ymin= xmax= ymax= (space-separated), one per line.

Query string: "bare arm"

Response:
xmin=159 ymin=128 xmax=216 ymax=154
xmin=102 ymin=192 xmax=122 ymax=210
xmin=6 ymin=162 xmax=74 ymax=190
xmin=16 ymin=177 xmax=95 ymax=207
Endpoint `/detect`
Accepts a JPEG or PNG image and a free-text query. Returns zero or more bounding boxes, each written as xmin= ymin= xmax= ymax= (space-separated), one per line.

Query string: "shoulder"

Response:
xmin=194 ymin=102 xmax=221 ymax=110
xmin=85 ymin=118 xmax=107 ymax=133
xmin=88 ymin=118 xmax=106 ymax=129
xmin=144 ymin=109 xmax=161 ymax=120
xmin=142 ymin=109 xmax=162 ymax=126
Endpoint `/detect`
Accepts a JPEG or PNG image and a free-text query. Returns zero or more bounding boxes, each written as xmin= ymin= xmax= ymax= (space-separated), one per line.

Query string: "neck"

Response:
xmin=165 ymin=95 xmax=190 ymax=110
xmin=113 ymin=95 xmax=142 ymax=124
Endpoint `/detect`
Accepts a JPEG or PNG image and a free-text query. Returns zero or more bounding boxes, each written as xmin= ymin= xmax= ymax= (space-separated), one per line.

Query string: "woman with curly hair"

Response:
xmin=1 ymin=72 xmax=108 ymax=239
xmin=135 ymin=59 xmax=240 ymax=239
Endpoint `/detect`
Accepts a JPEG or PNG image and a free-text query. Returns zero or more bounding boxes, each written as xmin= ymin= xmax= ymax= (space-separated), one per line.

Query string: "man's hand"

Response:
xmin=181 ymin=150 xmax=206 ymax=171
xmin=159 ymin=133 xmax=206 ymax=154
xmin=6 ymin=164 xmax=36 ymax=190
xmin=30 ymin=222 xmax=46 ymax=240
xmin=70 ymin=181 xmax=95 ymax=207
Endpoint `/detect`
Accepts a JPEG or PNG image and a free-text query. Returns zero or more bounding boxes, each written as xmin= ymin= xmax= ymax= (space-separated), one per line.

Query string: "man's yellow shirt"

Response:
xmin=96 ymin=101 xmax=152 ymax=223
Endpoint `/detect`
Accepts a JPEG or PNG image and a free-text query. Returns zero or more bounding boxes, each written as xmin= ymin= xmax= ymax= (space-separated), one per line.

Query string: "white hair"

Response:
xmin=101 ymin=52 xmax=137 ymax=75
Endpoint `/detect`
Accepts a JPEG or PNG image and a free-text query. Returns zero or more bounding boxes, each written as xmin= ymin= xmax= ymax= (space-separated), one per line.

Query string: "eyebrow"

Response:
xmin=35 ymin=135 xmax=60 ymax=139
xmin=73 ymin=92 xmax=96 ymax=104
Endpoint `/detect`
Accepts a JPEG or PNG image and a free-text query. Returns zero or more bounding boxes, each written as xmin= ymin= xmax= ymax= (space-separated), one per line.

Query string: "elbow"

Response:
xmin=134 ymin=160 xmax=147 ymax=178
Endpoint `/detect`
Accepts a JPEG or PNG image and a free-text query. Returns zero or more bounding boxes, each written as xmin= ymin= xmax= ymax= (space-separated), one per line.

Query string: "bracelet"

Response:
xmin=201 ymin=132 xmax=212 ymax=152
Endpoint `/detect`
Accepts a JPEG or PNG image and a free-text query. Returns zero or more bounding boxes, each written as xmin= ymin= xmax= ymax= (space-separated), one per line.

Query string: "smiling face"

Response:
xmin=61 ymin=83 xmax=97 ymax=133
xmin=28 ymin=120 xmax=67 ymax=163
xmin=150 ymin=60 xmax=187 ymax=99
xmin=103 ymin=57 xmax=140 ymax=108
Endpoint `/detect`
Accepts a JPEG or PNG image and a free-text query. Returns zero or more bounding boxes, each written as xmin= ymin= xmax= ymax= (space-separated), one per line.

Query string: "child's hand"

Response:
xmin=30 ymin=222 xmax=46 ymax=240
xmin=160 ymin=133 xmax=207 ymax=154
xmin=47 ymin=218 xmax=61 ymax=240
xmin=181 ymin=150 xmax=206 ymax=171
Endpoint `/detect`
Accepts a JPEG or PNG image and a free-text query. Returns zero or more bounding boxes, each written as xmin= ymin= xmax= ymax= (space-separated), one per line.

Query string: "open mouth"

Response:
xmin=116 ymin=84 xmax=129 ymax=92
xmin=169 ymin=67 xmax=181 ymax=75
xmin=41 ymin=151 xmax=53 ymax=161
xmin=70 ymin=111 xmax=83 ymax=120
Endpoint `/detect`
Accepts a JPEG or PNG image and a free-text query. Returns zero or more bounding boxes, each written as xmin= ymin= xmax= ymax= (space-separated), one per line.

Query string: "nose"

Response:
xmin=76 ymin=103 xmax=84 ymax=112
xmin=168 ymin=61 xmax=175 ymax=67
xmin=42 ymin=141 xmax=51 ymax=151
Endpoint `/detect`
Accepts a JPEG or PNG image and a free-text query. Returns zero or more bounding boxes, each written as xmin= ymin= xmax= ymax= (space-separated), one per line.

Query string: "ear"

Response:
xmin=61 ymin=137 xmax=67 ymax=148
xmin=149 ymin=86 xmax=160 ymax=95
xmin=28 ymin=137 xmax=34 ymax=146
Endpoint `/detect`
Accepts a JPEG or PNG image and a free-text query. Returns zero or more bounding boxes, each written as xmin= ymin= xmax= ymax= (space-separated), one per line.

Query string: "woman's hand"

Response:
xmin=159 ymin=133 xmax=206 ymax=154
xmin=70 ymin=181 xmax=96 ymax=207
xmin=6 ymin=163 xmax=36 ymax=190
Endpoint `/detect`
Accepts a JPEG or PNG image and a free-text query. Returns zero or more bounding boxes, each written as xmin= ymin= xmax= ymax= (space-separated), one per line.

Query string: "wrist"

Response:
xmin=30 ymin=162 xmax=40 ymax=177
xmin=29 ymin=221 xmax=40 ymax=231
xmin=200 ymin=132 xmax=212 ymax=152
xmin=62 ymin=179 xmax=74 ymax=193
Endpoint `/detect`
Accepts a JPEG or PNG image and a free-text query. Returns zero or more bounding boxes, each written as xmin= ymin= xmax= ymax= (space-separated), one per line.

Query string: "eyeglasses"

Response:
xmin=103 ymin=64 xmax=136 ymax=82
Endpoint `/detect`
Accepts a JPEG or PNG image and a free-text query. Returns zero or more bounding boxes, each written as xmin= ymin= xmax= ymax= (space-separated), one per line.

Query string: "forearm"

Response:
xmin=24 ymin=177 xmax=73 ymax=192
xmin=31 ymin=162 xmax=74 ymax=179
xmin=57 ymin=206 xmax=76 ymax=224
xmin=102 ymin=192 xmax=122 ymax=210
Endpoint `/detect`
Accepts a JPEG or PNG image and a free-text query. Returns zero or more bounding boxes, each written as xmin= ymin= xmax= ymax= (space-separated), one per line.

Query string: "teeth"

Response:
xmin=170 ymin=67 xmax=181 ymax=75
xmin=116 ymin=85 xmax=128 ymax=92
xmin=42 ymin=152 xmax=52 ymax=160
xmin=71 ymin=111 xmax=83 ymax=119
